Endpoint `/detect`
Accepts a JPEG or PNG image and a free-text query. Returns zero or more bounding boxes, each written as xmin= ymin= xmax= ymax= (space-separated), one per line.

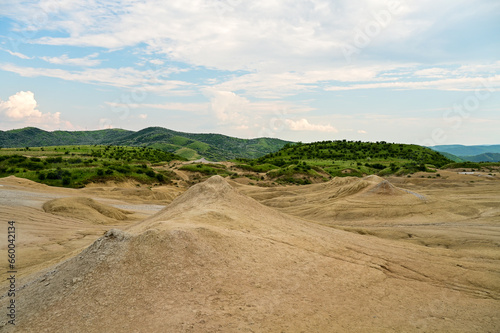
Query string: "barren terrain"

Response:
xmin=0 ymin=172 xmax=499 ymax=332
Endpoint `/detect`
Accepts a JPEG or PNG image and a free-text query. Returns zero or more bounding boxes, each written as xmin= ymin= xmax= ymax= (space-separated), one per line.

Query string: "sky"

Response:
xmin=0 ymin=0 xmax=499 ymax=145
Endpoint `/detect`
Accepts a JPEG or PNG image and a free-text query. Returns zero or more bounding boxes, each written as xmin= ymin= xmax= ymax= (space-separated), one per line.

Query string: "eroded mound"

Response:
xmin=323 ymin=176 xmax=425 ymax=200
xmin=365 ymin=179 xmax=407 ymax=195
xmin=131 ymin=175 xmax=291 ymax=234
xmin=327 ymin=178 xmax=372 ymax=198
xmin=43 ymin=197 xmax=132 ymax=224
xmin=171 ymin=174 xmax=233 ymax=203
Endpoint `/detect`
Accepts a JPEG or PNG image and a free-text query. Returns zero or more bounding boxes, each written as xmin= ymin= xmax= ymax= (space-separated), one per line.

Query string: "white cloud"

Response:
xmin=40 ymin=53 xmax=101 ymax=67
xmin=105 ymin=102 xmax=208 ymax=114
xmin=2 ymin=1 xmax=498 ymax=102
xmin=285 ymin=119 xmax=338 ymax=133
xmin=0 ymin=91 xmax=40 ymax=120
xmin=138 ymin=114 xmax=148 ymax=119
xmin=13 ymin=0 xmax=492 ymax=72
xmin=98 ymin=118 xmax=113 ymax=129
xmin=0 ymin=63 xmax=193 ymax=94
xmin=204 ymin=89 xmax=316 ymax=128
xmin=3 ymin=49 xmax=32 ymax=59
xmin=0 ymin=91 xmax=73 ymax=129
xmin=325 ymin=75 xmax=500 ymax=92
xmin=358 ymin=129 xmax=367 ymax=134
xmin=206 ymin=90 xmax=250 ymax=124
xmin=210 ymin=64 xmax=405 ymax=99
xmin=149 ymin=59 xmax=164 ymax=65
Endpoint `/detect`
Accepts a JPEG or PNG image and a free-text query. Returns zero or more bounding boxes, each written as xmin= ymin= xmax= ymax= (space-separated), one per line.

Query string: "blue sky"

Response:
xmin=0 ymin=0 xmax=499 ymax=145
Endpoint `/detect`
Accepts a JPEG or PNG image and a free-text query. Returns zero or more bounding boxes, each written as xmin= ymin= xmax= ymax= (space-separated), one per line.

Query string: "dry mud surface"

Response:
xmin=0 ymin=172 xmax=499 ymax=332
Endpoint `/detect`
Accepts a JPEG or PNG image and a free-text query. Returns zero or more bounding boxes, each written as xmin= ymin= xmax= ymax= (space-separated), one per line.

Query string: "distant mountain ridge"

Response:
xmin=0 ymin=127 xmax=291 ymax=161
xmin=430 ymin=145 xmax=500 ymax=162
xmin=461 ymin=153 xmax=500 ymax=163
xmin=430 ymin=144 xmax=500 ymax=156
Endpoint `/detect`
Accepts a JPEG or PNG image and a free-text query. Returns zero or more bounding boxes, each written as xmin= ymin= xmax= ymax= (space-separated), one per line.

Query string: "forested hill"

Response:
xmin=0 ymin=127 xmax=291 ymax=161
xmin=258 ymin=140 xmax=452 ymax=167
xmin=0 ymin=127 xmax=132 ymax=147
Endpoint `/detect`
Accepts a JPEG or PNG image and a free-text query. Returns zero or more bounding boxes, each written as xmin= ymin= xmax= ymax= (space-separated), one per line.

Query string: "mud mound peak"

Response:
xmin=326 ymin=177 xmax=372 ymax=198
xmin=367 ymin=180 xmax=404 ymax=196
xmin=131 ymin=176 xmax=248 ymax=231
xmin=363 ymin=175 xmax=386 ymax=183
xmin=325 ymin=176 xmax=426 ymax=201
xmin=201 ymin=174 xmax=233 ymax=190
xmin=43 ymin=197 xmax=132 ymax=224
xmin=171 ymin=175 xmax=233 ymax=203
xmin=361 ymin=179 xmax=427 ymax=201
xmin=327 ymin=176 xmax=361 ymax=186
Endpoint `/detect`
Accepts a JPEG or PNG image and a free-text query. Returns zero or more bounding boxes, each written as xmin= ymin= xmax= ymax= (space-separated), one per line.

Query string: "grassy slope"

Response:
xmin=438 ymin=152 xmax=466 ymax=162
xmin=0 ymin=145 xmax=184 ymax=188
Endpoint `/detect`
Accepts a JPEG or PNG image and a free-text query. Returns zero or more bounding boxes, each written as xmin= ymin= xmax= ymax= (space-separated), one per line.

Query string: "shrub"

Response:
xmin=67 ymin=158 xmax=83 ymax=164
xmin=47 ymin=172 xmax=59 ymax=180
xmin=46 ymin=157 xmax=63 ymax=163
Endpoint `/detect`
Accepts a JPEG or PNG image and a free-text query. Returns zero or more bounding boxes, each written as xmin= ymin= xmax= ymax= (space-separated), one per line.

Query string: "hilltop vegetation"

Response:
xmin=0 ymin=145 xmax=184 ymax=188
xmin=0 ymin=127 xmax=291 ymax=161
xmin=229 ymin=140 xmax=453 ymax=184
xmin=112 ymin=127 xmax=291 ymax=161
xmin=0 ymin=127 xmax=132 ymax=147
xmin=260 ymin=140 xmax=451 ymax=166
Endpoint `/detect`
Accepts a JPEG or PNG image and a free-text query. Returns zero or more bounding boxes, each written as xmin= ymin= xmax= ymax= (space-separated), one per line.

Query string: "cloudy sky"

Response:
xmin=0 ymin=0 xmax=499 ymax=145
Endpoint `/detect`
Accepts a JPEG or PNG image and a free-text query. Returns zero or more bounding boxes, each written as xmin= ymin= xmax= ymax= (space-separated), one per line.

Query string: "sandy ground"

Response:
xmin=0 ymin=173 xmax=499 ymax=332
xmin=0 ymin=176 xmax=180 ymax=282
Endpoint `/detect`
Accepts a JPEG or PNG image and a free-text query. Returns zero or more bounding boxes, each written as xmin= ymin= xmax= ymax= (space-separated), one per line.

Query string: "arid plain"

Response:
xmin=0 ymin=170 xmax=499 ymax=332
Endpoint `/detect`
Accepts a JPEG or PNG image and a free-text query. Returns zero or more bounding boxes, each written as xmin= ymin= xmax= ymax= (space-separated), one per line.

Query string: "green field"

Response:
xmin=0 ymin=145 xmax=184 ymax=188
xmin=179 ymin=163 xmax=234 ymax=177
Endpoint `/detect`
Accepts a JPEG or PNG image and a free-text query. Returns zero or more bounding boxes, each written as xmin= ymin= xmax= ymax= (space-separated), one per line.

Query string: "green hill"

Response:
xmin=438 ymin=152 xmax=466 ymax=162
xmin=231 ymin=140 xmax=453 ymax=184
xmin=0 ymin=127 xmax=291 ymax=161
xmin=0 ymin=127 xmax=132 ymax=147
xmin=259 ymin=140 xmax=451 ymax=167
